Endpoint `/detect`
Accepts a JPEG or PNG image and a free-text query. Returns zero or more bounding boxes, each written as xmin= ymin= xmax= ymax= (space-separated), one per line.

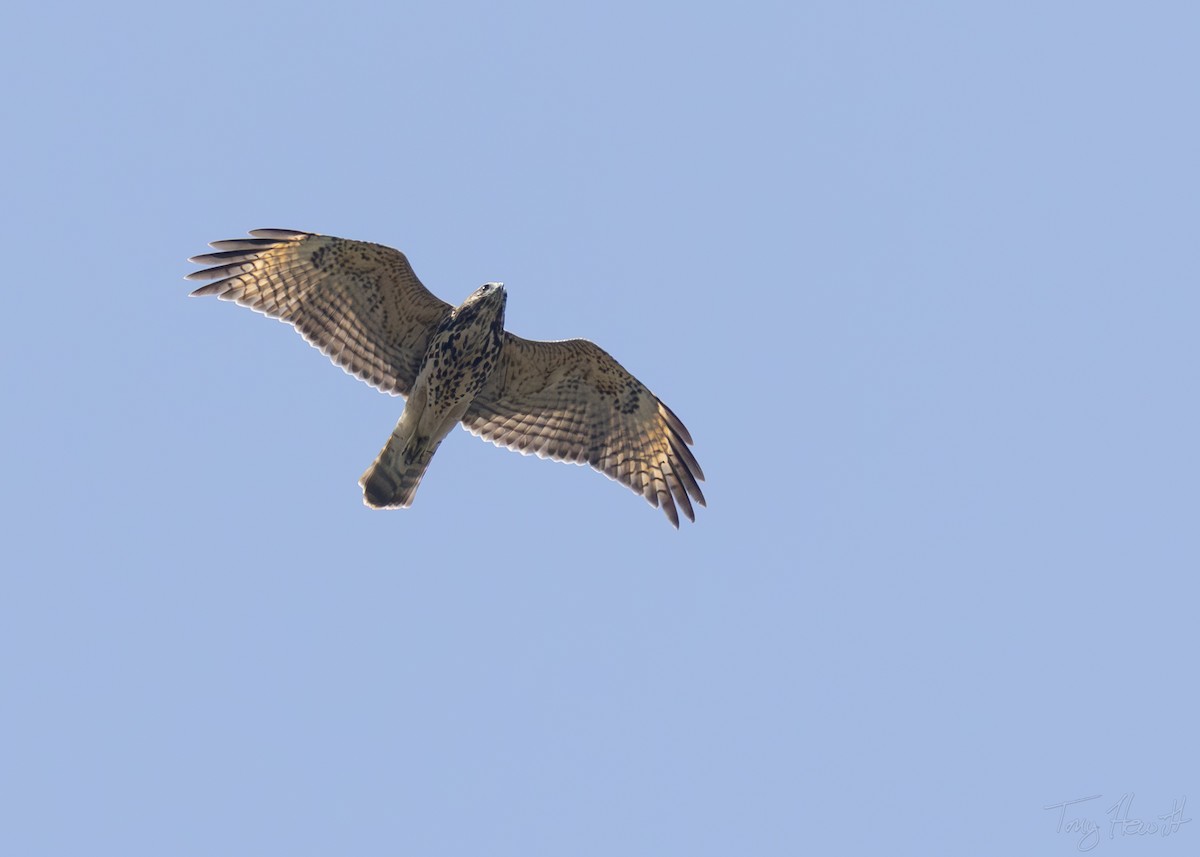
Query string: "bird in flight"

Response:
xmin=186 ymin=229 xmax=705 ymax=526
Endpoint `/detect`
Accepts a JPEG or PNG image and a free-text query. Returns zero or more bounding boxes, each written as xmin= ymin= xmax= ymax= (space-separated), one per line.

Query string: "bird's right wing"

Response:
xmin=186 ymin=229 xmax=452 ymax=396
xmin=462 ymin=335 xmax=705 ymax=527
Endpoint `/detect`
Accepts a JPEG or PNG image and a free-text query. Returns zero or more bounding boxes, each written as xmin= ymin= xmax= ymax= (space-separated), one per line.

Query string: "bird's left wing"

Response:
xmin=186 ymin=229 xmax=452 ymax=396
xmin=462 ymin=335 xmax=705 ymax=527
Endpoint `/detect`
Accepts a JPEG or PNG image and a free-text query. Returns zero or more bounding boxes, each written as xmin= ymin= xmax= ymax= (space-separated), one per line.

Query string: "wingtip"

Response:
xmin=247 ymin=228 xmax=311 ymax=239
xmin=188 ymin=282 xmax=221 ymax=297
xmin=659 ymin=401 xmax=694 ymax=446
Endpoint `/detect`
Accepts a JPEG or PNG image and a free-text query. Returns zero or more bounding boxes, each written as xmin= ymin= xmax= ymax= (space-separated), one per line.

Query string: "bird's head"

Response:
xmin=451 ymin=281 xmax=507 ymax=331
xmin=456 ymin=280 xmax=499 ymax=314
xmin=463 ymin=281 xmax=506 ymax=312
xmin=472 ymin=281 xmax=505 ymax=301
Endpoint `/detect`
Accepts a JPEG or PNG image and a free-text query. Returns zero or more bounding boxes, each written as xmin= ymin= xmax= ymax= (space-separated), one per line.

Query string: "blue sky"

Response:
xmin=3 ymin=1 xmax=1197 ymax=854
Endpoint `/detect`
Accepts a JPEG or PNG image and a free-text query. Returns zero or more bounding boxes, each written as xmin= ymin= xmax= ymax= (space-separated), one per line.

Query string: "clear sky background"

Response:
xmin=2 ymin=2 xmax=1197 ymax=855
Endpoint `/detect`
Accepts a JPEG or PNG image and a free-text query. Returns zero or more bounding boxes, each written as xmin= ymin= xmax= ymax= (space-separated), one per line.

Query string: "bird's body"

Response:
xmin=361 ymin=282 xmax=507 ymax=507
xmin=186 ymin=229 xmax=705 ymax=526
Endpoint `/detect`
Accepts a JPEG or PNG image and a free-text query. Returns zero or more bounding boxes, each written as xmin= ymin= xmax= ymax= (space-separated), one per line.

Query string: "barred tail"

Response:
xmin=359 ymin=431 xmax=438 ymax=509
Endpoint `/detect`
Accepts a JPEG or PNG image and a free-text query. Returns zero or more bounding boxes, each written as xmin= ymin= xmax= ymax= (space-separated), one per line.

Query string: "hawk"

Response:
xmin=186 ymin=229 xmax=706 ymax=526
